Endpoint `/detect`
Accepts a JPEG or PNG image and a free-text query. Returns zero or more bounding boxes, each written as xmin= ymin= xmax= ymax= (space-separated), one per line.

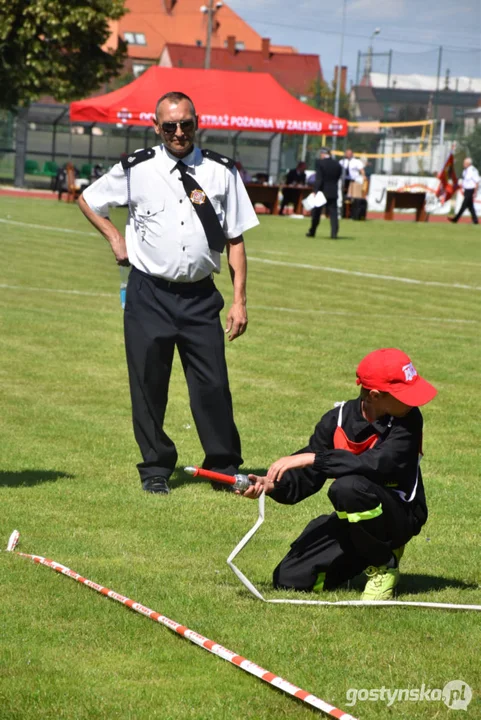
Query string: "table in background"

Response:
xmin=384 ymin=191 xmax=427 ymax=222
xmin=245 ymin=184 xmax=280 ymax=214
xmin=245 ymin=184 xmax=313 ymax=215
xmin=279 ymin=185 xmax=313 ymax=215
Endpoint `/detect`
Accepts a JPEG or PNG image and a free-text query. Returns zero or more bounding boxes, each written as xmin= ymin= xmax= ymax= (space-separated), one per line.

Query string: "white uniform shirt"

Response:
xmin=340 ymin=157 xmax=364 ymax=182
xmin=461 ymin=165 xmax=480 ymax=190
xmin=82 ymin=144 xmax=259 ymax=282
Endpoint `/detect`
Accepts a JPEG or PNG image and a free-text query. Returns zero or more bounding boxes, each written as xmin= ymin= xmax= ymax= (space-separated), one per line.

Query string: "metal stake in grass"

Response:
xmin=5 ymin=530 xmax=357 ymax=720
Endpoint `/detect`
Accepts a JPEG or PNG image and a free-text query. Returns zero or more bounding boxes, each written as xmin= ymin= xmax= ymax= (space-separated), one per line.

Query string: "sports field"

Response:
xmin=1 ymin=196 xmax=480 ymax=719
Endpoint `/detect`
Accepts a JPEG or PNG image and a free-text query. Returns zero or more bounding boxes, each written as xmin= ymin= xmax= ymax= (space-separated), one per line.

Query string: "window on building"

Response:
xmin=223 ymin=40 xmax=245 ymax=50
xmin=133 ymin=64 xmax=149 ymax=77
xmin=124 ymin=32 xmax=147 ymax=45
xmin=196 ymin=40 xmax=202 ymax=47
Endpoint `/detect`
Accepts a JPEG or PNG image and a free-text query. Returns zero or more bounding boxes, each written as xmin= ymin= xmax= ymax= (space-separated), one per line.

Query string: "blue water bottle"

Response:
xmin=119 ymin=266 xmax=129 ymax=309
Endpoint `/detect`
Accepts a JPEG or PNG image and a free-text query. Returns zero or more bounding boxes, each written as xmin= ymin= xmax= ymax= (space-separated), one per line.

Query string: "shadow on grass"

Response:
xmin=235 ymin=575 xmax=478 ymax=601
xmin=399 ymin=574 xmax=479 ymax=594
xmin=0 ymin=469 xmax=73 ymax=487
xmin=170 ymin=466 xmax=268 ymax=490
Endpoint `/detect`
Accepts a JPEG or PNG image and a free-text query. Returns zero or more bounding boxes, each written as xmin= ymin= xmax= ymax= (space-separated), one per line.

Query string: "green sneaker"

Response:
xmin=361 ymin=546 xmax=404 ymax=601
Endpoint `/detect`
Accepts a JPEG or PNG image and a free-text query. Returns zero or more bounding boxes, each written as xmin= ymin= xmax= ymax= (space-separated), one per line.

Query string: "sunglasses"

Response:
xmin=161 ymin=120 xmax=196 ymax=134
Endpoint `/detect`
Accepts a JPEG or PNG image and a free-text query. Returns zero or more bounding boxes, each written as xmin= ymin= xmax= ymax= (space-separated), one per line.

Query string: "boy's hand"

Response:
xmin=236 ymin=474 xmax=275 ymax=498
xmin=267 ymin=453 xmax=316 ymax=482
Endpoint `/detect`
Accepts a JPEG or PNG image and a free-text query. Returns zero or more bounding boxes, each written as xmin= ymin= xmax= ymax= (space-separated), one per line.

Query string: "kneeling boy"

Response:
xmin=242 ymin=348 xmax=437 ymax=600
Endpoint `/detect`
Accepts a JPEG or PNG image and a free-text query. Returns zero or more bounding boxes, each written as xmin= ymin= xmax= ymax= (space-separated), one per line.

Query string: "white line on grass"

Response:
xmin=247 ymin=256 xmax=481 ymax=292
xmin=258 ymin=248 xmax=481 ymax=269
xmin=1 ymin=218 xmax=479 ymax=291
xmin=0 ymin=283 xmax=114 ymax=298
xmin=0 ymin=284 xmax=477 ymax=325
xmin=0 ymin=217 xmax=98 ymax=238
xmin=251 ymin=304 xmax=478 ymax=325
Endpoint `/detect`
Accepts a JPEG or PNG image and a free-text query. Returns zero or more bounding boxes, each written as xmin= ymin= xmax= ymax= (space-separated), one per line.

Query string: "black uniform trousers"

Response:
xmin=124 ymin=267 xmax=242 ymax=482
xmin=309 ymin=198 xmax=339 ymax=238
xmin=453 ymin=188 xmax=479 ymax=224
xmin=273 ymin=474 xmax=426 ymax=592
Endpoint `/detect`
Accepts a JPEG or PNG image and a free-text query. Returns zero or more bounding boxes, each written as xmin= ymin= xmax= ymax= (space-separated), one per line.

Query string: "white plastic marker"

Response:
xmin=227 ymin=495 xmax=481 ymax=611
xmin=6 ymin=530 xmax=20 ymax=552
xmin=5 ymin=531 xmax=357 ymax=720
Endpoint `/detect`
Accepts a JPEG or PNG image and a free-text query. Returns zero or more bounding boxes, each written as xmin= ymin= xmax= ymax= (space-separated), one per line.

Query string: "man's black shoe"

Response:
xmin=142 ymin=476 xmax=170 ymax=495
xmin=305 ymin=231 xmax=315 ymax=237
xmin=448 ymin=217 xmax=456 ymax=223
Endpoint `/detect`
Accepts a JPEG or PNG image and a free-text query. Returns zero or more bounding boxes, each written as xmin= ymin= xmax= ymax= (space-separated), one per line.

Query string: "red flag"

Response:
xmin=436 ymin=152 xmax=458 ymax=204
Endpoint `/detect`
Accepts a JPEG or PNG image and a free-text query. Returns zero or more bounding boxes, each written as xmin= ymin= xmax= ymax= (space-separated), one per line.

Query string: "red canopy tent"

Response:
xmin=70 ymin=66 xmax=347 ymax=136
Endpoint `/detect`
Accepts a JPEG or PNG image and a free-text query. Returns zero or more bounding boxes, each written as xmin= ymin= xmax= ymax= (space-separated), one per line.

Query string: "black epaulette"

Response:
xmin=201 ymin=148 xmax=235 ymax=170
xmin=121 ymin=148 xmax=155 ymax=170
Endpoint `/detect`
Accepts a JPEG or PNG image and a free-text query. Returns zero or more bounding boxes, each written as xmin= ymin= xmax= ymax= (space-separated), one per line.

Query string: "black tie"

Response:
xmin=176 ymin=161 xmax=226 ymax=253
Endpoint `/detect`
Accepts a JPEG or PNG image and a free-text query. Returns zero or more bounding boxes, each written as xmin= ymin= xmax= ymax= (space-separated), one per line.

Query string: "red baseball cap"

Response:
xmin=356 ymin=348 xmax=437 ymax=407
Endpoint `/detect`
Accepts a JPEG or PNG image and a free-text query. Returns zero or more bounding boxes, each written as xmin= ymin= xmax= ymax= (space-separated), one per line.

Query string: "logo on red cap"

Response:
xmin=402 ymin=362 xmax=417 ymax=382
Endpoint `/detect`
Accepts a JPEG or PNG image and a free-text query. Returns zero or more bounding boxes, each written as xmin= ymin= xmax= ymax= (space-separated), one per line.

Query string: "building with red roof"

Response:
xmin=104 ymin=0 xmax=297 ymax=77
xmin=159 ymin=38 xmax=322 ymax=98
xmin=102 ymin=0 xmax=320 ymax=97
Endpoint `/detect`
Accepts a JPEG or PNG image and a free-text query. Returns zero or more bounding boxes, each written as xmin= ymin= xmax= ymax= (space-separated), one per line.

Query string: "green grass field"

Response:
xmin=1 ymin=196 xmax=480 ymax=719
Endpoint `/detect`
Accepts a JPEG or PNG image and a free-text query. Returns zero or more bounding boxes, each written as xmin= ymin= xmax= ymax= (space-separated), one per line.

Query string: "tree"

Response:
xmin=306 ymin=76 xmax=351 ymax=121
xmin=291 ymin=77 xmax=351 ymax=163
xmin=0 ymin=0 xmax=127 ymax=185
xmin=458 ymin=124 xmax=481 ymax=171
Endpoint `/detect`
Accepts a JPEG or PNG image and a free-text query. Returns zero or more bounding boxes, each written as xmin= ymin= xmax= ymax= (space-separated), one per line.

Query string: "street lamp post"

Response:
xmin=365 ymin=27 xmax=381 ymax=79
xmin=332 ymin=0 xmax=347 ymax=151
xmin=200 ymin=1 xmax=223 ymax=69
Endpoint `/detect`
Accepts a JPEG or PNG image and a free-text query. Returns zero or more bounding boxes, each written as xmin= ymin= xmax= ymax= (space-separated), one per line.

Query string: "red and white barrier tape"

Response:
xmin=6 ymin=531 xmax=357 ymax=720
xmin=227 ymin=495 xmax=481 ymax=611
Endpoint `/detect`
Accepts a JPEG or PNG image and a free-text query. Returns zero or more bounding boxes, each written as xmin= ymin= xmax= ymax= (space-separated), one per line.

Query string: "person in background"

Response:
xmin=251 ymin=172 xmax=269 ymax=184
xmin=340 ymin=149 xmax=365 ymax=211
xmin=91 ymin=163 xmax=105 ymax=181
xmin=362 ymin=158 xmax=374 ymax=196
xmin=340 ymin=149 xmax=365 ymax=190
xmin=306 ymin=148 xmax=342 ymax=239
xmin=280 ymin=161 xmax=307 ymax=215
xmin=234 ymin=161 xmax=253 ymax=184
xmin=448 ymin=157 xmax=479 ymax=225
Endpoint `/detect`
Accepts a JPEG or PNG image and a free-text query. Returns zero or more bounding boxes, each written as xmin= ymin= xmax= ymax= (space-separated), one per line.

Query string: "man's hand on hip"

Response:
xmin=110 ymin=235 xmax=130 ymax=266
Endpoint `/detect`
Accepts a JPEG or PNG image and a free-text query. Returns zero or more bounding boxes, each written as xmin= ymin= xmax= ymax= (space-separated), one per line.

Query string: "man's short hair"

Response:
xmin=155 ymin=91 xmax=197 ymax=119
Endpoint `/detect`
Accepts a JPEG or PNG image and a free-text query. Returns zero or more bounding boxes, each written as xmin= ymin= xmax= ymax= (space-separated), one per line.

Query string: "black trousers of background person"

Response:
xmin=124 ymin=267 xmax=242 ymax=483
xmin=309 ymin=198 xmax=339 ymax=238
xmin=453 ymin=188 xmax=479 ymax=224
xmin=273 ymin=474 xmax=426 ymax=592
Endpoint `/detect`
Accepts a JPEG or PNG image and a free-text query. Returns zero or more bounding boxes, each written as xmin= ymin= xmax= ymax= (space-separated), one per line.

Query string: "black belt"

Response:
xmin=132 ymin=266 xmax=214 ymax=291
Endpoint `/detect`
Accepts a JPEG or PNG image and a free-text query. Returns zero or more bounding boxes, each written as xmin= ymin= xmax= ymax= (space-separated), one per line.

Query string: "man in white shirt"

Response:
xmin=449 ymin=157 xmax=479 ymax=224
xmin=340 ymin=149 xmax=365 ymax=183
xmin=79 ymin=91 xmax=259 ymax=494
xmin=339 ymin=149 xmax=365 ymax=214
